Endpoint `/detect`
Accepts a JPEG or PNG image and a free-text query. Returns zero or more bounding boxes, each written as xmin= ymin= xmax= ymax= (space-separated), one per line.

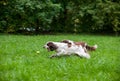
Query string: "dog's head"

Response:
xmin=43 ymin=42 xmax=58 ymax=51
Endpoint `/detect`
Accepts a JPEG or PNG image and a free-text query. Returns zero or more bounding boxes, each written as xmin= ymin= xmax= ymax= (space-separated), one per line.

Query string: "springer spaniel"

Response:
xmin=43 ymin=40 xmax=97 ymax=59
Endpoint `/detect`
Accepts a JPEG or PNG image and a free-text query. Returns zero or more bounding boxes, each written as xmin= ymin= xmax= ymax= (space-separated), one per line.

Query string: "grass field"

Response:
xmin=0 ymin=34 xmax=120 ymax=81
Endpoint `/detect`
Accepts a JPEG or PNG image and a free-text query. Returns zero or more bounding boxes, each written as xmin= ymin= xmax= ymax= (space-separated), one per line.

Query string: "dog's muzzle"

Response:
xmin=43 ymin=45 xmax=50 ymax=51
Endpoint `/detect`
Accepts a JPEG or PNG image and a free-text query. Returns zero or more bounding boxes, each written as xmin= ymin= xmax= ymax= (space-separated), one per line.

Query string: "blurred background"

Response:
xmin=0 ymin=0 xmax=120 ymax=35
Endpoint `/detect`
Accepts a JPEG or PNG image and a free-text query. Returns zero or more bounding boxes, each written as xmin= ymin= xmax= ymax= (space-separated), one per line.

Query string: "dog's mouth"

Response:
xmin=43 ymin=46 xmax=50 ymax=51
xmin=47 ymin=47 xmax=50 ymax=51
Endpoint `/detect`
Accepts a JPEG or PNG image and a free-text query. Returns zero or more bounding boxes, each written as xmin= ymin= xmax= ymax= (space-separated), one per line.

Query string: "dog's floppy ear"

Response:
xmin=47 ymin=42 xmax=58 ymax=51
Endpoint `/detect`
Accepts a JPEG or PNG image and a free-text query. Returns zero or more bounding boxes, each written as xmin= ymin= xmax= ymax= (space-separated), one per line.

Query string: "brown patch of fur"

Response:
xmin=74 ymin=42 xmax=96 ymax=51
xmin=61 ymin=40 xmax=72 ymax=47
xmin=74 ymin=42 xmax=86 ymax=47
xmin=86 ymin=45 xmax=96 ymax=51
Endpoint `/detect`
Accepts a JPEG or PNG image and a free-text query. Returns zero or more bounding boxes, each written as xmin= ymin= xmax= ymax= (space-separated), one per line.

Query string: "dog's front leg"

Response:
xmin=50 ymin=54 xmax=58 ymax=58
xmin=50 ymin=51 xmax=63 ymax=58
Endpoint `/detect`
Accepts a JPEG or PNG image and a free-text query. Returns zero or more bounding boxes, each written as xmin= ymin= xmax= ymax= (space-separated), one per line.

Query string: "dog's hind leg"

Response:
xmin=76 ymin=52 xmax=90 ymax=59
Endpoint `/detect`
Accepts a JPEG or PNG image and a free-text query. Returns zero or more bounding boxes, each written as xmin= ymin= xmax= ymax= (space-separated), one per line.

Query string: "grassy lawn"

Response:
xmin=0 ymin=34 xmax=120 ymax=81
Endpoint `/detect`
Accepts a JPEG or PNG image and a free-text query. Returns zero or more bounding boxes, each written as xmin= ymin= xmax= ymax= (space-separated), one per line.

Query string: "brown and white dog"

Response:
xmin=43 ymin=40 xmax=97 ymax=59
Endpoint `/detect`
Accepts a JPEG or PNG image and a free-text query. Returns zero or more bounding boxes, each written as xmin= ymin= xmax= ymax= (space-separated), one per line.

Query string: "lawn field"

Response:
xmin=0 ymin=34 xmax=120 ymax=81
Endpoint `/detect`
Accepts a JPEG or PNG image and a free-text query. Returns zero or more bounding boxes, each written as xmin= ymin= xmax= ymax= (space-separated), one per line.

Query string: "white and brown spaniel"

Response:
xmin=43 ymin=40 xmax=97 ymax=59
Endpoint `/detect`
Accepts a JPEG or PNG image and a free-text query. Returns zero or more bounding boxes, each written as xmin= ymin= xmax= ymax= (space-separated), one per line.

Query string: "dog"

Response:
xmin=43 ymin=41 xmax=93 ymax=59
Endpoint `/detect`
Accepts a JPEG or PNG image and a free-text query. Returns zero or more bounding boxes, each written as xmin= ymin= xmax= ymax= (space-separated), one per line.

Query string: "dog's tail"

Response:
xmin=86 ymin=44 xmax=98 ymax=51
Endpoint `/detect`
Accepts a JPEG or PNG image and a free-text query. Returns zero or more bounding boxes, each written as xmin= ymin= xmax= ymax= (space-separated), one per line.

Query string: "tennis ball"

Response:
xmin=36 ymin=51 xmax=40 ymax=54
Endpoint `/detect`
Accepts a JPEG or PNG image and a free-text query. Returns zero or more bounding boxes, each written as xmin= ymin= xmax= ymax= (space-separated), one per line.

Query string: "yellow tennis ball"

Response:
xmin=36 ymin=51 xmax=40 ymax=54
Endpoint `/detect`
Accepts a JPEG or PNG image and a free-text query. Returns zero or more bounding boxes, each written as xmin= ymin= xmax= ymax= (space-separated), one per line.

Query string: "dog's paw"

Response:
xmin=49 ymin=55 xmax=56 ymax=58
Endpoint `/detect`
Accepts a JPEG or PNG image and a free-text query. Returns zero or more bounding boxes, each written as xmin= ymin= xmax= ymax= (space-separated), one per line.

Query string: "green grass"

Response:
xmin=0 ymin=34 xmax=120 ymax=81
